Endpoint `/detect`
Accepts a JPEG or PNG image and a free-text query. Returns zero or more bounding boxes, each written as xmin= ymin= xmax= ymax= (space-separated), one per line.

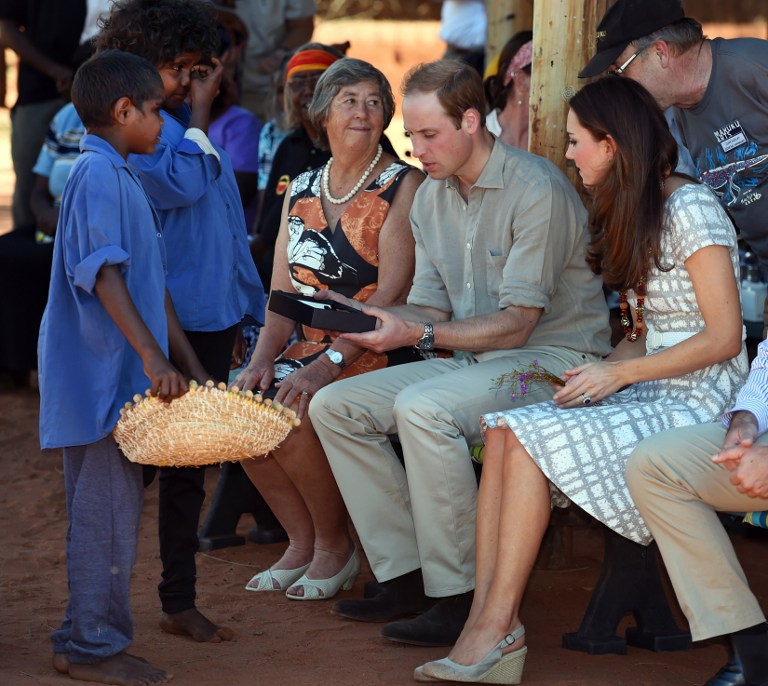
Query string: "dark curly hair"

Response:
xmin=94 ymin=0 xmax=219 ymax=67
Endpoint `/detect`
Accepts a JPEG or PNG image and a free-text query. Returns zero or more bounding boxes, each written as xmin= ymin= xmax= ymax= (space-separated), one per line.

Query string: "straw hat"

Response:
xmin=114 ymin=380 xmax=299 ymax=467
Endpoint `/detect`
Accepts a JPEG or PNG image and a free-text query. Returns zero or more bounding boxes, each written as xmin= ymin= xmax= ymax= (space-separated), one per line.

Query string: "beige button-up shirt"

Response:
xmin=408 ymin=138 xmax=611 ymax=359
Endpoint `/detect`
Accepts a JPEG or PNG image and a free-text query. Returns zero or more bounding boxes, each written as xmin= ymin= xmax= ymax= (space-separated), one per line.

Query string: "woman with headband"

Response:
xmin=234 ymin=57 xmax=424 ymax=601
xmin=484 ymin=32 xmax=533 ymax=150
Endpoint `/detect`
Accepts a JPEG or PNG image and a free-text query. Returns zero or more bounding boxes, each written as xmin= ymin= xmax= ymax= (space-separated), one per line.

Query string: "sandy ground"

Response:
xmin=2 ymin=19 xmax=768 ymax=686
xmin=2 ymin=381 xmax=767 ymax=685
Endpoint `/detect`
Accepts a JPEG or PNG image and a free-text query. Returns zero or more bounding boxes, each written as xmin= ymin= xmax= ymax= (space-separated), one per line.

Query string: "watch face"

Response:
xmin=326 ymin=349 xmax=343 ymax=364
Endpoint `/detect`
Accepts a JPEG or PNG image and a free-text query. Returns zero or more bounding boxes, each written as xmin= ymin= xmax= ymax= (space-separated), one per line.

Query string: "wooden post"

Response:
xmin=486 ymin=0 xmax=534 ymax=64
xmin=529 ymin=0 xmax=609 ymax=180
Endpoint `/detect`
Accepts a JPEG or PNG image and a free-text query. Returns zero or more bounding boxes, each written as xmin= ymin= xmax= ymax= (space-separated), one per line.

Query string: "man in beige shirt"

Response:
xmin=309 ymin=60 xmax=612 ymax=647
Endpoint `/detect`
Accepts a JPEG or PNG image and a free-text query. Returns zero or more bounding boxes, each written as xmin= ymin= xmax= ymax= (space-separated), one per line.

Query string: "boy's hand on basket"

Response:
xmin=144 ymin=351 xmax=188 ymax=402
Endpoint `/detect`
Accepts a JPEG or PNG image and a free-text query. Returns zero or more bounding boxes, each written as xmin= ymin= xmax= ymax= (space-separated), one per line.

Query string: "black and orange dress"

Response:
xmin=272 ymin=160 xmax=422 ymax=382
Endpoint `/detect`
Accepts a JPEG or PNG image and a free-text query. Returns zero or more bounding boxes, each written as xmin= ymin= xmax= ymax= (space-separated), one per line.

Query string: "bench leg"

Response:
xmin=562 ymin=524 xmax=692 ymax=655
xmin=198 ymin=461 xmax=287 ymax=551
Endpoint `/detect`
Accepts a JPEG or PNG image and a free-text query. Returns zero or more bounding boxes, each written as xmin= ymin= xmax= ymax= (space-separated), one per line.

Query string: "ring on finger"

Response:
xmin=581 ymin=394 xmax=592 ymax=406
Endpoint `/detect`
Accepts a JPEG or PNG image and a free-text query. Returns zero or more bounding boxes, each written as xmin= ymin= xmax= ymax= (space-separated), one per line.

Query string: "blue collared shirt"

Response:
xmin=38 ymin=134 xmax=169 ymax=449
xmin=129 ymin=105 xmax=265 ymax=331
xmin=722 ymin=338 xmax=768 ymax=434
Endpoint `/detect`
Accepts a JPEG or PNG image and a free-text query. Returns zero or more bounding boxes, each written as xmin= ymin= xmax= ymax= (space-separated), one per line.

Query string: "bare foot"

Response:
xmin=53 ymin=652 xmax=153 ymax=675
xmin=52 ymin=652 xmax=69 ymax=674
xmin=67 ymin=652 xmax=171 ymax=685
xmin=159 ymin=608 xmax=234 ymax=643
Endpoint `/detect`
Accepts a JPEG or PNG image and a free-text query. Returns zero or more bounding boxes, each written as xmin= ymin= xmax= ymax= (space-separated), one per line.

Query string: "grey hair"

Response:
xmin=632 ymin=17 xmax=704 ymax=55
xmin=308 ymin=57 xmax=395 ymax=150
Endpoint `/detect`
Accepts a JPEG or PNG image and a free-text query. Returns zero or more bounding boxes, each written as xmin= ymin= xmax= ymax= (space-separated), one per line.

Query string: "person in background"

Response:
xmin=229 ymin=0 xmax=315 ymax=122
xmin=251 ymin=43 xmax=352 ymax=285
xmin=253 ymin=60 xmax=290 ymax=234
xmin=0 ymin=0 xmax=86 ymax=230
xmin=581 ymin=0 xmax=768 ymax=328
xmin=484 ymin=31 xmax=532 ymax=150
xmin=438 ymin=0 xmax=487 ymax=75
xmin=233 ymin=57 xmax=424 ymax=601
xmin=0 ymin=44 xmax=91 ymax=386
xmin=209 ymin=17 xmax=261 ymax=231
xmin=415 ymin=76 xmax=747 ymax=685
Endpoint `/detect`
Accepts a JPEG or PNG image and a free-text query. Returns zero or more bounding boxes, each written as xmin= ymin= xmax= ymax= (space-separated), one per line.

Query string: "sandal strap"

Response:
xmin=501 ymin=625 xmax=526 ymax=648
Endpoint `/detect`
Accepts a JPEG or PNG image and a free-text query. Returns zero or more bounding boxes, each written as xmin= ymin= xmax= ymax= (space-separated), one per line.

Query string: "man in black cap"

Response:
xmin=582 ymin=0 xmax=768 ymax=325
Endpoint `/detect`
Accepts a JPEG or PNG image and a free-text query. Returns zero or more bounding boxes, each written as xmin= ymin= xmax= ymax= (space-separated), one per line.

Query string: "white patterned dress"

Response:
xmin=482 ymin=184 xmax=749 ymax=544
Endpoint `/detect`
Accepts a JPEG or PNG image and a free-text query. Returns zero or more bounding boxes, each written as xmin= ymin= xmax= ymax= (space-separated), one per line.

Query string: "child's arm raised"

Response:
xmin=164 ymin=291 xmax=210 ymax=383
xmin=188 ymin=57 xmax=225 ymax=134
xmin=94 ymin=265 xmax=187 ymax=401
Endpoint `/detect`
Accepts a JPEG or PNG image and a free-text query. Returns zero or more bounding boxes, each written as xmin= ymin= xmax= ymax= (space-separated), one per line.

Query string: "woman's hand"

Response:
xmin=231 ymin=356 xmax=275 ymax=394
xmin=273 ymin=359 xmax=337 ymax=418
xmin=552 ymin=360 xmax=626 ymax=408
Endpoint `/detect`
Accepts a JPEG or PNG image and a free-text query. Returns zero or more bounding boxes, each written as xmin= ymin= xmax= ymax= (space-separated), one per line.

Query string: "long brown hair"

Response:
xmin=569 ymin=77 xmax=678 ymax=290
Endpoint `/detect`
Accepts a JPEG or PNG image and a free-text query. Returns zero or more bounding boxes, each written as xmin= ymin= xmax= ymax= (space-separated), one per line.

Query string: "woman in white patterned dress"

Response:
xmin=415 ymin=77 xmax=749 ymax=684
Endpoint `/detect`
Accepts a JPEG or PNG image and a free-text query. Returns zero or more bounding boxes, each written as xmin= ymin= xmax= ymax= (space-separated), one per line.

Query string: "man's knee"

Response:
xmin=392 ymin=382 xmax=450 ymax=431
xmin=308 ymin=383 xmax=336 ymax=427
xmin=626 ymin=434 xmax=667 ymax=496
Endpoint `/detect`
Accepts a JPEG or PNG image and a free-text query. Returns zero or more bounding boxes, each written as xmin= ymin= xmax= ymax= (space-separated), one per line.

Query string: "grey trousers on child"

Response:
xmin=51 ymin=435 xmax=144 ymax=663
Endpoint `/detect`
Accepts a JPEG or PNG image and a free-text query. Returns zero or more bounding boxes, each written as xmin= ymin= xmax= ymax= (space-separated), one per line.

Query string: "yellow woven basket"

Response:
xmin=113 ymin=380 xmax=300 ymax=467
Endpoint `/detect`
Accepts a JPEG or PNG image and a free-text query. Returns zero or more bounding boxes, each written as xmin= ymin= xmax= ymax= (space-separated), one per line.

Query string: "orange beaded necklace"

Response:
xmin=618 ymin=279 xmax=645 ymax=342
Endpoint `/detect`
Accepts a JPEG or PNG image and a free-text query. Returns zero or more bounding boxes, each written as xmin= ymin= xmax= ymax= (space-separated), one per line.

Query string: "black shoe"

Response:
xmin=381 ymin=590 xmax=473 ymax=647
xmin=705 ymin=656 xmax=746 ymax=686
xmin=707 ymin=626 xmax=768 ymax=686
xmin=331 ymin=569 xmax=436 ymax=623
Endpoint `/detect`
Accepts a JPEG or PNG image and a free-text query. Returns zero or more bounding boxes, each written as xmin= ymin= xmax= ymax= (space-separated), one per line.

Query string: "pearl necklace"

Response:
xmin=322 ymin=144 xmax=383 ymax=205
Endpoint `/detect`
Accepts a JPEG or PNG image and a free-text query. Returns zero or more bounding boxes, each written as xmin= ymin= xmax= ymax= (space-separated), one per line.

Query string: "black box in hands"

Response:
xmin=267 ymin=290 xmax=377 ymax=333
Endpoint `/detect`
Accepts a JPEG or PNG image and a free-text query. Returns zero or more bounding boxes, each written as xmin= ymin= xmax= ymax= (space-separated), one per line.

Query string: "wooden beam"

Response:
xmin=486 ymin=0 xmax=534 ymax=62
xmin=529 ymin=0 xmax=609 ymax=182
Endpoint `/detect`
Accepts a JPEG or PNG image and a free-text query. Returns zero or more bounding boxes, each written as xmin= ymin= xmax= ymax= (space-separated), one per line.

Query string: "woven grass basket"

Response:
xmin=114 ymin=380 xmax=300 ymax=467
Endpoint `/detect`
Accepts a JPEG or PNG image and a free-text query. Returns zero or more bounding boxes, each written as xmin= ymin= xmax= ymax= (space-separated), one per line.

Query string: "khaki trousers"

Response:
xmin=310 ymin=346 xmax=593 ymax=597
xmin=626 ymin=423 xmax=768 ymax=641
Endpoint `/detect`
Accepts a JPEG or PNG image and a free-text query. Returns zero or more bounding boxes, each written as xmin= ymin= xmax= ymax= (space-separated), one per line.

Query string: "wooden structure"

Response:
xmin=485 ymin=0 xmax=608 ymax=181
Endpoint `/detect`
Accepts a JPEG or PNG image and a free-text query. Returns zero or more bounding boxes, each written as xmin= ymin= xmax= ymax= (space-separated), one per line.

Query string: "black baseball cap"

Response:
xmin=579 ymin=0 xmax=685 ymax=78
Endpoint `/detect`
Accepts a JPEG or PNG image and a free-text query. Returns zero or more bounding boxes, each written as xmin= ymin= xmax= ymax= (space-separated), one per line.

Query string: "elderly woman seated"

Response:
xmin=233 ymin=57 xmax=424 ymax=600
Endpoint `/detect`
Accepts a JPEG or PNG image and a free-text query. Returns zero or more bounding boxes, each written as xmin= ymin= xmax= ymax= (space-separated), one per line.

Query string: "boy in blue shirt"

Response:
xmin=96 ymin=0 xmax=266 ymax=643
xmin=39 ymin=50 xmax=207 ymax=686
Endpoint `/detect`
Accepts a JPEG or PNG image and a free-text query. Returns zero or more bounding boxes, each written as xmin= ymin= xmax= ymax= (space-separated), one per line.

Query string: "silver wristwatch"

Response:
xmin=324 ymin=348 xmax=347 ymax=369
xmin=416 ymin=322 xmax=435 ymax=352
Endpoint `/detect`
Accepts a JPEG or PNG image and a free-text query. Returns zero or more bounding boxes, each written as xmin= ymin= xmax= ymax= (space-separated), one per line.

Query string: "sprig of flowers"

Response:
xmin=492 ymin=360 xmax=566 ymax=400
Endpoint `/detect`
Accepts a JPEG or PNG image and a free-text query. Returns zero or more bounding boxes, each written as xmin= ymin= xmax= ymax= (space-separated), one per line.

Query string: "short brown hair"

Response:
xmin=402 ymin=60 xmax=486 ymax=129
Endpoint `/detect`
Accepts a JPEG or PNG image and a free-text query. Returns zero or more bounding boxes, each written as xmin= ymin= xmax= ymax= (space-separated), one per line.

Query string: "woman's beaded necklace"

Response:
xmin=619 ymin=278 xmax=646 ymax=342
xmin=322 ymin=144 xmax=383 ymax=205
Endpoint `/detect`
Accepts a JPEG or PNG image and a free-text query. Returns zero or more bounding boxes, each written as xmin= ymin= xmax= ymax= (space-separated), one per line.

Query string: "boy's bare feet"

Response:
xmin=159 ymin=608 xmax=234 ymax=643
xmin=52 ymin=652 xmax=69 ymax=674
xmin=53 ymin=652 xmax=154 ymax=675
xmin=61 ymin=652 xmax=171 ymax=685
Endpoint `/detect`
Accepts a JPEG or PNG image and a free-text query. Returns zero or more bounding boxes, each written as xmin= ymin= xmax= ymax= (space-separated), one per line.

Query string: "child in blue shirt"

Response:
xmin=38 ymin=50 xmax=207 ymax=686
xmin=95 ymin=0 xmax=266 ymax=643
